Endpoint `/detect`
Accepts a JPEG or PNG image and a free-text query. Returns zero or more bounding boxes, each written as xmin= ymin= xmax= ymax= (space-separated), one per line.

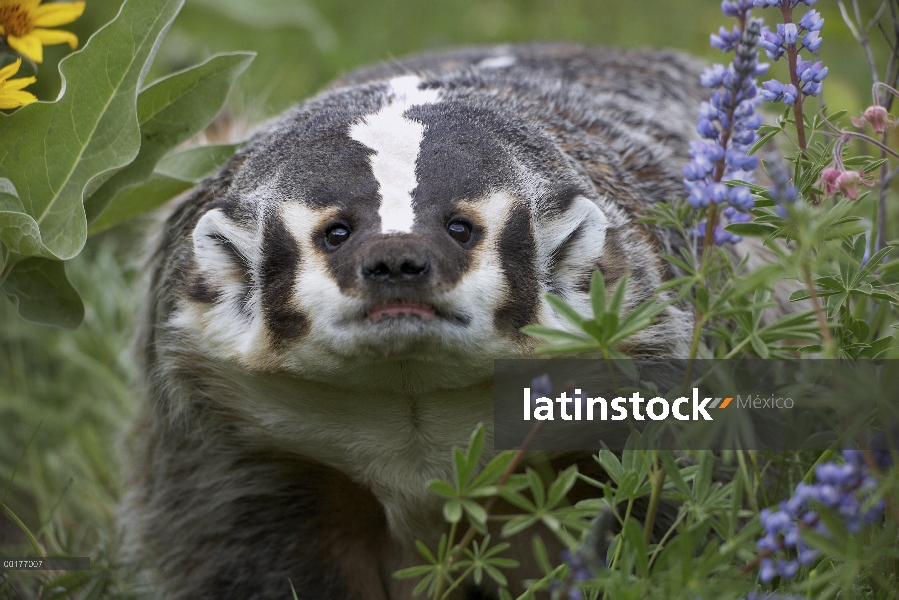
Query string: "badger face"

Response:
xmin=174 ymin=75 xmax=637 ymax=389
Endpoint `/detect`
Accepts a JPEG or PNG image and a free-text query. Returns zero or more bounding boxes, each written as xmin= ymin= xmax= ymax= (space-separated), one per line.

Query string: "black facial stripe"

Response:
xmin=188 ymin=276 xmax=220 ymax=304
xmin=494 ymin=205 xmax=539 ymax=336
xmin=260 ymin=211 xmax=309 ymax=342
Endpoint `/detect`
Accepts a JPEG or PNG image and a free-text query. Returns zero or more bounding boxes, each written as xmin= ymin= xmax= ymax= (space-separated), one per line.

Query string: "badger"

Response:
xmin=121 ymin=43 xmax=706 ymax=599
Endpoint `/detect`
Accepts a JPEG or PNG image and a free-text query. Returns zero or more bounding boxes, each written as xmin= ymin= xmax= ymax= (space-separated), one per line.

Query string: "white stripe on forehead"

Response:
xmin=349 ymin=76 xmax=439 ymax=234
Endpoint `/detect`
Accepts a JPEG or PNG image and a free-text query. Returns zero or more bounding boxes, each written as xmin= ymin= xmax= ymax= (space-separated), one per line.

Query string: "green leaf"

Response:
xmin=520 ymin=325 xmax=592 ymax=344
xmin=0 ymin=180 xmax=54 ymax=259
xmin=589 ymin=270 xmax=606 ymax=318
xmin=89 ymin=143 xmax=242 ymax=233
xmin=545 ymin=293 xmax=587 ymax=327
xmin=622 ymin=519 xmax=649 ymax=578
xmin=462 ymin=499 xmax=488 ymax=527
xmin=88 ymin=173 xmax=192 ymax=234
xmin=526 ymin=468 xmax=546 ymax=506
xmin=747 ymin=130 xmax=779 ymax=155
xmin=428 ymin=480 xmax=458 ymax=498
xmin=723 ymin=222 xmax=778 ymax=237
xmin=85 ymin=53 xmax=254 ymax=224
xmin=1 ymin=257 xmax=84 ymax=329
xmin=608 ymin=274 xmax=629 ymax=317
xmin=0 ymin=0 xmax=186 ymax=260
xmin=658 ymin=451 xmax=690 ymax=497
xmin=749 ymin=334 xmax=770 ymax=358
xmin=156 ymin=143 xmax=242 ymax=181
xmin=443 ymin=499 xmax=463 ymax=523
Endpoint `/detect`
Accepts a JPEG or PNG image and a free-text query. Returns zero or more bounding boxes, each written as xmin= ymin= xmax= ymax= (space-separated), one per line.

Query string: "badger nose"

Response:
xmin=361 ymin=237 xmax=431 ymax=282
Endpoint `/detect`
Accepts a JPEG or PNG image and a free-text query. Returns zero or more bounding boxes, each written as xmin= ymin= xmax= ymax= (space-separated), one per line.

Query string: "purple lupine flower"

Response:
xmin=798 ymin=9 xmax=824 ymax=31
xmin=530 ymin=374 xmax=553 ymax=400
xmin=779 ymin=23 xmax=798 ymax=45
xmin=801 ymin=30 xmax=822 ymax=52
xmin=754 ymin=0 xmax=818 ymax=6
xmin=711 ymin=25 xmax=743 ymax=52
xmin=755 ymin=443 xmax=893 ymax=583
xmin=684 ymin=4 xmax=763 ymax=245
xmin=765 ymin=156 xmax=798 ymax=215
xmin=755 ymin=1 xmax=826 ymax=104
xmin=759 ymin=27 xmax=785 ymax=60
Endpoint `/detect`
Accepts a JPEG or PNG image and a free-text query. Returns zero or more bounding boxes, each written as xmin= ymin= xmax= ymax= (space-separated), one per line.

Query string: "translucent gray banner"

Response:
xmin=493 ymin=359 xmax=899 ymax=451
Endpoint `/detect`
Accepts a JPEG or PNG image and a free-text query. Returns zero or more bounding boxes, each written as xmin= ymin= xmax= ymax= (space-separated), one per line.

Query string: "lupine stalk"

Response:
xmin=755 ymin=0 xmax=826 ymax=202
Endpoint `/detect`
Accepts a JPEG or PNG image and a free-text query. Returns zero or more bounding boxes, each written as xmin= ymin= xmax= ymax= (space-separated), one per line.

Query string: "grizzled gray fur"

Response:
xmin=121 ymin=43 xmax=708 ymax=599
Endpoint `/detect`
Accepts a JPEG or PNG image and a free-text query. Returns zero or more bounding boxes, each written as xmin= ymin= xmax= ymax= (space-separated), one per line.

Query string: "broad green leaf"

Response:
xmin=156 ymin=143 xmax=241 ymax=181
xmin=88 ymin=173 xmax=192 ymax=234
xmin=0 ymin=0 xmax=185 ymax=260
xmin=85 ymin=53 xmax=254 ymax=224
xmin=192 ymin=0 xmax=338 ymax=50
xmin=1 ymin=257 xmax=84 ymax=329
xmin=0 ymin=179 xmax=54 ymax=259
xmin=520 ymin=325 xmax=591 ymax=344
xmin=89 ymin=143 xmax=242 ymax=233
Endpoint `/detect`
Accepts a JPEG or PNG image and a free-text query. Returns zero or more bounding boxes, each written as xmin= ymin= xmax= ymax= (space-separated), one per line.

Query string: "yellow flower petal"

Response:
xmin=0 ymin=58 xmax=23 ymax=81
xmin=33 ymin=1 xmax=85 ymax=28
xmin=32 ymin=27 xmax=78 ymax=49
xmin=0 ymin=88 xmax=37 ymax=109
xmin=2 ymin=75 xmax=35 ymax=91
xmin=7 ymin=34 xmax=43 ymax=63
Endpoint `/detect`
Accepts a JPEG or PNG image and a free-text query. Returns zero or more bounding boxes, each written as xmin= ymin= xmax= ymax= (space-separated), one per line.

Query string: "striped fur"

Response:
xmin=121 ymin=43 xmax=707 ymax=599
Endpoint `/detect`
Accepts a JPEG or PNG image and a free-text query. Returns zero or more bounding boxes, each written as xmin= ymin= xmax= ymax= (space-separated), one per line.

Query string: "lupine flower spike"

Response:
xmin=756 ymin=439 xmax=893 ymax=583
xmin=684 ymin=0 xmax=764 ymax=245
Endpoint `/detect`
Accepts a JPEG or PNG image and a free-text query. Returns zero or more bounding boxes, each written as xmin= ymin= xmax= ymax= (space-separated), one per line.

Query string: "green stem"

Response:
xmin=0 ymin=502 xmax=45 ymax=558
xmin=802 ymin=263 xmax=833 ymax=353
xmin=607 ymin=496 xmax=635 ymax=574
xmin=642 ymin=465 xmax=666 ymax=545
xmin=646 ymin=511 xmax=687 ymax=570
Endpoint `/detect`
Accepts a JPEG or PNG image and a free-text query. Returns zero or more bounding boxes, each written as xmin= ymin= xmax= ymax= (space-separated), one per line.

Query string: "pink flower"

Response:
xmin=850 ymin=105 xmax=895 ymax=134
xmin=818 ymin=167 xmax=841 ymax=196
xmin=834 ymin=170 xmax=874 ymax=200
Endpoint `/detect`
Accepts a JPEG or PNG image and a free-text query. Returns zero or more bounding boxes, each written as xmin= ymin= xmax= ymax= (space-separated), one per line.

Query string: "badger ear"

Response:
xmin=537 ymin=196 xmax=610 ymax=302
xmin=190 ymin=209 xmax=258 ymax=308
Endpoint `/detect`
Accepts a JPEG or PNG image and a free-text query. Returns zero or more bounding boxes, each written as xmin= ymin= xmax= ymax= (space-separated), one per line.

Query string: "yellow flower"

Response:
xmin=0 ymin=0 xmax=85 ymax=63
xmin=0 ymin=58 xmax=37 ymax=109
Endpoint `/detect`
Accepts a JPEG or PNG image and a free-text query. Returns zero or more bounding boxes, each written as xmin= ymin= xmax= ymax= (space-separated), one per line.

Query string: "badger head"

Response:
xmin=171 ymin=75 xmax=690 ymax=392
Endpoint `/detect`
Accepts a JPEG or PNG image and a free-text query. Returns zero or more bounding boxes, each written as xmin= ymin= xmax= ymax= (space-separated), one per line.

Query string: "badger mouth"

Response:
xmin=367 ymin=299 xmax=436 ymax=323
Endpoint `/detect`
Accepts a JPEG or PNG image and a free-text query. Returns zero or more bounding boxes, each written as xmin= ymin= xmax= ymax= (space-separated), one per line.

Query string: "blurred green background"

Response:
xmin=1 ymin=0 xmax=895 ymax=596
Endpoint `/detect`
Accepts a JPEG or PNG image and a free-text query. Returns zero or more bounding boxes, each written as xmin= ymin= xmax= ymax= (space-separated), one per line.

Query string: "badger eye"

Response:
xmin=446 ymin=218 xmax=473 ymax=244
xmin=325 ymin=223 xmax=351 ymax=248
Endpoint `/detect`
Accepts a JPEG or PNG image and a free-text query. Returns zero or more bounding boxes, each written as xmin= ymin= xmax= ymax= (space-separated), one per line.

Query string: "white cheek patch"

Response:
xmin=439 ymin=192 xmax=517 ymax=337
xmin=350 ymin=76 xmax=439 ymax=234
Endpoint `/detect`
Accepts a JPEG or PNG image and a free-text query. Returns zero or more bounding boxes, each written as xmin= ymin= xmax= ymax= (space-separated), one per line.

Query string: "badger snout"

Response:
xmin=360 ymin=236 xmax=432 ymax=283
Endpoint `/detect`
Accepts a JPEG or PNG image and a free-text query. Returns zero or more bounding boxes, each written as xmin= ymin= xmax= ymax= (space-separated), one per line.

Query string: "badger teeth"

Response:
xmin=367 ymin=300 xmax=436 ymax=322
